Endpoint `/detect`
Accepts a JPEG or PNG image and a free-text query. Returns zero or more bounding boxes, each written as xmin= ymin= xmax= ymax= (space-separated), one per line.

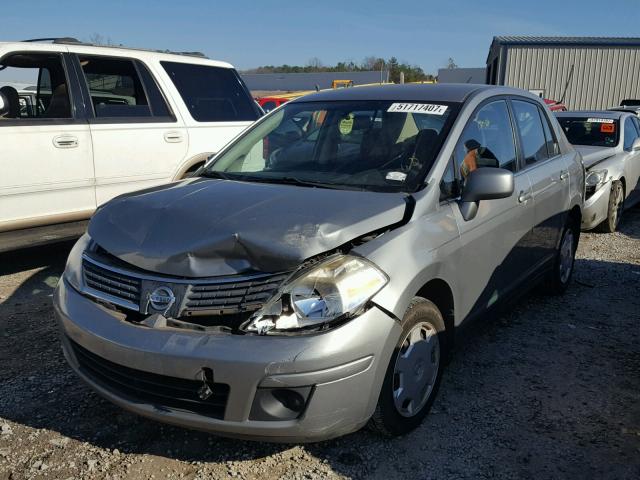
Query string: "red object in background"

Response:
xmin=543 ymin=98 xmax=568 ymax=112
xmin=601 ymin=123 xmax=615 ymax=133
xmin=257 ymin=97 xmax=290 ymax=112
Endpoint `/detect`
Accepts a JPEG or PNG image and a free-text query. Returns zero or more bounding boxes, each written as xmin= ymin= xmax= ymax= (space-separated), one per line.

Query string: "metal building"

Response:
xmin=486 ymin=36 xmax=640 ymax=109
xmin=240 ymin=71 xmax=389 ymax=92
xmin=437 ymin=67 xmax=486 ymax=84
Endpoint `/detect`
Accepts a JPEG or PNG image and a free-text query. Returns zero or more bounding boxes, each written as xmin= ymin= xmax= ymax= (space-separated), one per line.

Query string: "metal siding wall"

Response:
xmin=503 ymin=46 xmax=640 ymax=109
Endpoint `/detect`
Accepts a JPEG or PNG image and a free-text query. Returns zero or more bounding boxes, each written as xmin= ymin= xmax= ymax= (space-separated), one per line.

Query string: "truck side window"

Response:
xmin=0 ymin=53 xmax=72 ymax=120
xmin=79 ymin=56 xmax=151 ymax=118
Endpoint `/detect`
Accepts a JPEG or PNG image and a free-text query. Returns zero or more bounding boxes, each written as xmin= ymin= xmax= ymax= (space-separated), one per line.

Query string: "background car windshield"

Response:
xmin=558 ymin=117 xmax=619 ymax=147
xmin=205 ymin=100 xmax=459 ymax=191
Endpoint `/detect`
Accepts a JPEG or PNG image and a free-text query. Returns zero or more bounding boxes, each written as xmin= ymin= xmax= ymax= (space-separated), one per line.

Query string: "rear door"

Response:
xmin=0 ymin=49 xmax=95 ymax=231
xmin=72 ymin=54 xmax=188 ymax=205
xmin=510 ymin=99 xmax=568 ymax=267
xmin=449 ymin=98 xmax=536 ymax=316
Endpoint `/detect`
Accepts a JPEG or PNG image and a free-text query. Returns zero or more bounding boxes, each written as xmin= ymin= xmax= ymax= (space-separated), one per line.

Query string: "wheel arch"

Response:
xmin=415 ymin=278 xmax=455 ymax=350
xmin=172 ymin=152 xmax=215 ymax=180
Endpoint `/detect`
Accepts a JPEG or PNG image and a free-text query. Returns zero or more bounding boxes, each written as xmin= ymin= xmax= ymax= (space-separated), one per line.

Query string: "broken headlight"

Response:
xmin=585 ymin=169 xmax=608 ymax=191
xmin=242 ymin=255 xmax=388 ymax=335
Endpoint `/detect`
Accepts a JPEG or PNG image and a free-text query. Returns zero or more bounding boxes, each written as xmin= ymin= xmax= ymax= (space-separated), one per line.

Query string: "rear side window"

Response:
xmin=134 ymin=60 xmax=172 ymax=118
xmin=79 ymin=56 xmax=150 ymax=118
xmin=512 ymin=100 xmax=549 ymax=166
xmin=161 ymin=61 xmax=260 ymax=122
xmin=539 ymin=107 xmax=560 ymax=157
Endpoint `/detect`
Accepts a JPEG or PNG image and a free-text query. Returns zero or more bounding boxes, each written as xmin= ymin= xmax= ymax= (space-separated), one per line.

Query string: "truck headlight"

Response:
xmin=242 ymin=255 xmax=388 ymax=335
xmin=63 ymin=233 xmax=91 ymax=292
xmin=585 ymin=169 xmax=608 ymax=191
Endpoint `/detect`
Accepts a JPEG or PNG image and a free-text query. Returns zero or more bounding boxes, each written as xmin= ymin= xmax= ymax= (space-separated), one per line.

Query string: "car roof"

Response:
xmin=289 ymin=83 xmax=529 ymax=104
xmin=555 ymin=110 xmax=626 ymax=119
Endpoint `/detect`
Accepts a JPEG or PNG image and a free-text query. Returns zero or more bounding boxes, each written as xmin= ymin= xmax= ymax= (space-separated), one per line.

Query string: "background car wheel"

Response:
xmin=542 ymin=219 xmax=578 ymax=295
xmin=369 ymin=297 xmax=446 ymax=437
xmin=597 ymin=180 xmax=624 ymax=233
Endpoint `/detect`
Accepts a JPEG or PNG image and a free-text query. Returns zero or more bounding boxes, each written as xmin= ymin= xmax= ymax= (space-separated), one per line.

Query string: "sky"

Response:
xmin=3 ymin=0 xmax=640 ymax=74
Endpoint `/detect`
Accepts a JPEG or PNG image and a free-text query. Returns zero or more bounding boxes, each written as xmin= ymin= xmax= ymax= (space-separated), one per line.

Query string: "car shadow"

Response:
xmin=0 ymin=242 xmax=639 ymax=478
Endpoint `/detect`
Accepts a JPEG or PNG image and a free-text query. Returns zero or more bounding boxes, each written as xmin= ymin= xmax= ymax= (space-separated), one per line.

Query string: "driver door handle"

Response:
xmin=53 ymin=135 xmax=78 ymax=149
xmin=518 ymin=190 xmax=533 ymax=204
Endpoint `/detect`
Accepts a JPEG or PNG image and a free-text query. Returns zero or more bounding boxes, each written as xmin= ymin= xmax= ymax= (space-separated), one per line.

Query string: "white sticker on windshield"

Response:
xmin=586 ymin=118 xmax=614 ymax=123
xmin=386 ymin=171 xmax=407 ymax=182
xmin=387 ymin=103 xmax=448 ymax=115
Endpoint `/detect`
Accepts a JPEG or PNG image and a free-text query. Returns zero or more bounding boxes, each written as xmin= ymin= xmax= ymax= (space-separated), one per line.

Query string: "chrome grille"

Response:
xmin=82 ymin=259 xmax=141 ymax=306
xmin=185 ymin=273 xmax=289 ymax=314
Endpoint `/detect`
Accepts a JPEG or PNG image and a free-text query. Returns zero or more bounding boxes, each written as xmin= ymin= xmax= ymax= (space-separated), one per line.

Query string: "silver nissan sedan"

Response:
xmin=54 ymin=84 xmax=584 ymax=442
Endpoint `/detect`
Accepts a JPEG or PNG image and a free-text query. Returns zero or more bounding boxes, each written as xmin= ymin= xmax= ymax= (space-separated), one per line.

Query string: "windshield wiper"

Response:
xmin=199 ymin=170 xmax=232 ymax=180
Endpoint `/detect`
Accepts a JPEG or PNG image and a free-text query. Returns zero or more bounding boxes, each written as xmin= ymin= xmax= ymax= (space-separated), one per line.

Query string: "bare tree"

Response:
xmin=87 ymin=33 xmax=116 ymax=46
xmin=307 ymin=57 xmax=324 ymax=69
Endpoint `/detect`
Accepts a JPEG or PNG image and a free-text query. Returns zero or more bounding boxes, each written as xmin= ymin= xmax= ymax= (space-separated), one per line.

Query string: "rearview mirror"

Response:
xmin=458 ymin=168 xmax=515 ymax=221
xmin=0 ymin=91 xmax=8 ymax=117
xmin=632 ymin=138 xmax=640 ymax=152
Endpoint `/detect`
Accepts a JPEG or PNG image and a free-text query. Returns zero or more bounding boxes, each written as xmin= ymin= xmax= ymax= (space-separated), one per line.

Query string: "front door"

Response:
xmin=449 ymin=99 xmax=536 ymax=317
xmin=0 ymin=49 xmax=95 ymax=231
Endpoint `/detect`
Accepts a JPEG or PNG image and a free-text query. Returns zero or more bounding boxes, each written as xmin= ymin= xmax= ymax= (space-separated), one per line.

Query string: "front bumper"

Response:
xmin=54 ymin=279 xmax=401 ymax=442
xmin=581 ymin=180 xmax=611 ymax=230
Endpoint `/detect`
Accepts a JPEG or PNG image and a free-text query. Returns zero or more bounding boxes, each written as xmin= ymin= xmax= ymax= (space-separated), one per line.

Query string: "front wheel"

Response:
xmin=598 ymin=180 xmax=624 ymax=233
xmin=369 ymin=298 xmax=446 ymax=436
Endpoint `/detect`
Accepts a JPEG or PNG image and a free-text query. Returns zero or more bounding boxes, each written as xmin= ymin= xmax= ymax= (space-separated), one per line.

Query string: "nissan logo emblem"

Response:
xmin=148 ymin=286 xmax=176 ymax=313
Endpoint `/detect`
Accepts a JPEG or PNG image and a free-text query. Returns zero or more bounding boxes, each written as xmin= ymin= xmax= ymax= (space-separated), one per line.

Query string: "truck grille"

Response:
xmin=69 ymin=338 xmax=229 ymax=419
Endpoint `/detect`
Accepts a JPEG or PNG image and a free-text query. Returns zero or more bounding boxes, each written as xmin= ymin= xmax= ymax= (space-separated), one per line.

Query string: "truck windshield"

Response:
xmin=558 ymin=117 xmax=619 ymax=147
xmin=203 ymin=100 xmax=460 ymax=192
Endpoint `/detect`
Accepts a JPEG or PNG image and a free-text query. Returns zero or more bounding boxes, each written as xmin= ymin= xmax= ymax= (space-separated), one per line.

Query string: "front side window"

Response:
xmin=0 ymin=52 xmax=71 ymax=120
xmin=161 ymin=61 xmax=260 ymax=122
xmin=453 ymin=100 xmax=517 ymax=183
xmin=558 ymin=117 xmax=619 ymax=147
xmin=624 ymin=117 xmax=639 ymax=150
xmin=203 ymin=100 xmax=460 ymax=192
xmin=79 ymin=56 xmax=150 ymax=118
xmin=512 ymin=100 xmax=549 ymax=166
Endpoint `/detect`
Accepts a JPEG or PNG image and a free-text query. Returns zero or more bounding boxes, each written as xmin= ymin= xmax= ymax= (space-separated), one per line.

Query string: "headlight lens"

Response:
xmin=585 ymin=169 xmax=608 ymax=190
xmin=63 ymin=233 xmax=91 ymax=291
xmin=243 ymin=255 xmax=388 ymax=335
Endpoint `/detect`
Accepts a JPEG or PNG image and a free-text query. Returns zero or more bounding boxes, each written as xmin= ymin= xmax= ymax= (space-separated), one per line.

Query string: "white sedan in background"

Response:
xmin=556 ymin=111 xmax=640 ymax=232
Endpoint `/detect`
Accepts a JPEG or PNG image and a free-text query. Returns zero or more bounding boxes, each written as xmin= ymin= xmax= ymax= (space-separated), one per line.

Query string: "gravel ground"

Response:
xmin=1 ymin=207 xmax=639 ymax=480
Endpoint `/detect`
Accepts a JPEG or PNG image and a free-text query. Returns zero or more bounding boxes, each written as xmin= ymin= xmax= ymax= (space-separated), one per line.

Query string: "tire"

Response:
xmin=368 ymin=298 xmax=447 ymax=437
xmin=542 ymin=218 xmax=578 ymax=295
xmin=597 ymin=180 xmax=625 ymax=233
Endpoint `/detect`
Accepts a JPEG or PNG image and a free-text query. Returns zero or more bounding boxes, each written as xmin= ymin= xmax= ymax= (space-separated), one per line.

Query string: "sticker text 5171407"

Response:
xmin=387 ymin=103 xmax=448 ymax=115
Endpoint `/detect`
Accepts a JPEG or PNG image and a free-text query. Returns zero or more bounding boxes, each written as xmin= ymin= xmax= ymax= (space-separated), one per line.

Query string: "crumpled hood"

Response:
xmin=88 ymin=178 xmax=409 ymax=277
xmin=575 ymin=145 xmax=617 ymax=169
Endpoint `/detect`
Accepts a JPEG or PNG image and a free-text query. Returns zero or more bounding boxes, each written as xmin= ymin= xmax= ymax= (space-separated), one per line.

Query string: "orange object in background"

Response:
xmin=601 ymin=123 xmax=615 ymax=133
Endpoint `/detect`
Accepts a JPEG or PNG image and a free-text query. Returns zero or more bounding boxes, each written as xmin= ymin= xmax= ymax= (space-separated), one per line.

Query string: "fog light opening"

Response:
xmin=272 ymin=388 xmax=305 ymax=413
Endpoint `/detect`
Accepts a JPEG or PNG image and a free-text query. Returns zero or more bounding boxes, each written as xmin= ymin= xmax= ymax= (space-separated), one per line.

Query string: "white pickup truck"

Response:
xmin=0 ymin=38 xmax=262 ymax=251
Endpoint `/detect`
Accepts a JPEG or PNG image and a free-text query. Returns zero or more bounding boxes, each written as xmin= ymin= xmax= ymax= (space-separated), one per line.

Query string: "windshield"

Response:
xmin=203 ymin=100 xmax=460 ymax=192
xmin=558 ymin=117 xmax=619 ymax=147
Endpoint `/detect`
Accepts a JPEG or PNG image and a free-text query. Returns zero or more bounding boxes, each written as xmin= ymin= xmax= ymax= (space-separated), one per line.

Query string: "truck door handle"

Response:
xmin=560 ymin=171 xmax=569 ymax=181
xmin=518 ymin=191 xmax=532 ymax=203
xmin=164 ymin=131 xmax=183 ymax=143
xmin=53 ymin=135 xmax=79 ymax=148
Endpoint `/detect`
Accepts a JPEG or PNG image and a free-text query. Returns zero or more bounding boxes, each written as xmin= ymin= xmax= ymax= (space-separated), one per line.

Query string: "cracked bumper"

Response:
xmin=54 ymin=279 xmax=401 ymax=442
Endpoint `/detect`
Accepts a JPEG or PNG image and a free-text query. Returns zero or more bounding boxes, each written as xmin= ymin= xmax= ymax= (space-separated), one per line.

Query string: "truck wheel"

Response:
xmin=542 ymin=219 xmax=578 ymax=295
xmin=369 ymin=298 xmax=446 ymax=436
xmin=597 ymin=180 xmax=624 ymax=233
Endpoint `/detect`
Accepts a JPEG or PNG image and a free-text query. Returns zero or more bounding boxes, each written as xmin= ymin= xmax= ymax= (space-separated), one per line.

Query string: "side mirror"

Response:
xmin=0 ymin=91 xmax=8 ymax=117
xmin=458 ymin=168 xmax=515 ymax=221
xmin=632 ymin=138 xmax=640 ymax=152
